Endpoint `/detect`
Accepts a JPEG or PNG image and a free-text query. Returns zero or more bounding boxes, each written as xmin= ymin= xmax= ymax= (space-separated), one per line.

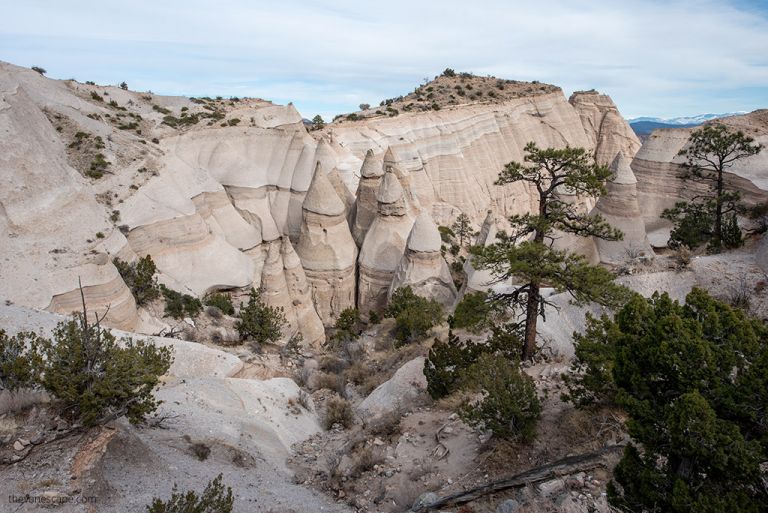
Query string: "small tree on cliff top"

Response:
xmin=471 ymin=142 xmax=627 ymax=360
xmin=666 ymin=122 xmax=762 ymax=251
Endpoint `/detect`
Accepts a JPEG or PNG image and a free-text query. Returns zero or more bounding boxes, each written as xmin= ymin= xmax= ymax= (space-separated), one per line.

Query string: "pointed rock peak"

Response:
xmin=265 ymin=239 xmax=282 ymax=264
xmin=361 ymin=149 xmax=383 ymax=178
xmin=303 ymin=163 xmax=345 ymax=216
xmin=407 ymin=212 xmax=442 ymax=253
xmin=383 ymin=146 xmax=396 ymax=165
xmin=609 ymin=152 xmax=637 ymax=185
xmin=376 ymin=171 xmax=404 ymax=204
xmin=477 ymin=209 xmax=499 ymax=246
xmin=280 ymin=236 xmax=301 ymax=269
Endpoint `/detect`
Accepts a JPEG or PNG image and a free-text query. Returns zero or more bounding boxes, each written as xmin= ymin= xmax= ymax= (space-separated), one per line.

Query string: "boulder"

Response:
xmin=358 ymin=357 xmax=428 ymax=421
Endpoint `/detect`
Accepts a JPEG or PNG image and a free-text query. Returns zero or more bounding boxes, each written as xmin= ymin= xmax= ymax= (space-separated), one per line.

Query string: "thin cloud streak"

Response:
xmin=1 ymin=0 xmax=766 ymax=120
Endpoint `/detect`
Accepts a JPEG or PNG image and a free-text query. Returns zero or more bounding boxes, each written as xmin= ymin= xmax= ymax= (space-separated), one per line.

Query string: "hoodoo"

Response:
xmin=358 ymin=171 xmax=415 ymax=314
xmin=259 ymin=240 xmax=299 ymax=342
xmin=592 ymin=152 xmax=654 ymax=263
xmin=351 ymin=149 xmax=384 ymax=244
xmin=281 ymin=236 xmax=326 ymax=346
xmin=295 ymin=164 xmax=358 ymax=325
xmin=388 ymin=212 xmax=458 ymax=307
xmin=462 ymin=210 xmax=501 ymax=294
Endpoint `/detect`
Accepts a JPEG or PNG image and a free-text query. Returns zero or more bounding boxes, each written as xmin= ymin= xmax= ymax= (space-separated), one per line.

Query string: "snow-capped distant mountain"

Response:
xmin=629 ymin=112 xmax=746 ymax=126
xmin=628 ymin=112 xmax=747 ymax=140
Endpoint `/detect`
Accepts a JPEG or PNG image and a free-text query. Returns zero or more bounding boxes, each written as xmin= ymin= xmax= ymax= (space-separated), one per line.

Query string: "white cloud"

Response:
xmin=1 ymin=0 xmax=766 ymax=119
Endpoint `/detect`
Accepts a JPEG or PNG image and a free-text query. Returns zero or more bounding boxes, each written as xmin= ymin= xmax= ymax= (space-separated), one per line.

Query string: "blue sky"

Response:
xmin=1 ymin=0 xmax=767 ymax=121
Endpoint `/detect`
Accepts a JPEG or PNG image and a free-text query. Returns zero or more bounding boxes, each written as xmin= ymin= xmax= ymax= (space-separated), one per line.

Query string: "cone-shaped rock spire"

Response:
xmin=352 ymin=150 xmax=385 ymax=245
xmin=388 ymin=212 xmax=457 ymax=307
xmin=296 ymin=164 xmax=358 ymax=325
xmin=358 ymin=170 xmax=415 ymax=314
xmin=591 ymin=152 xmax=653 ymax=263
xmin=281 ymin=236 xmax=326 ymax=346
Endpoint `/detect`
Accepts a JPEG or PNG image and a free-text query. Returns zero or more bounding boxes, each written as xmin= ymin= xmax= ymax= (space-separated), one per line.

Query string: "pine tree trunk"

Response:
xmin=522 ymin=284 xmax=539 ymax=360
xmin=714 ymin=169 xmax=723 ymax=248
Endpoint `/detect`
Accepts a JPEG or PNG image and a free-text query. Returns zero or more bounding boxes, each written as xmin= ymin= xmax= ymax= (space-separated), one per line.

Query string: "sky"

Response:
xmin=1 ymin=0 xmax=767 ymax=121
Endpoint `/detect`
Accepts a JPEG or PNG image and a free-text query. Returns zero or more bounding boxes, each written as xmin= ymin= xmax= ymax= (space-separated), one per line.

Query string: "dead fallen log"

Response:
xmin=410 ymin=445 xmax=625 ymax=512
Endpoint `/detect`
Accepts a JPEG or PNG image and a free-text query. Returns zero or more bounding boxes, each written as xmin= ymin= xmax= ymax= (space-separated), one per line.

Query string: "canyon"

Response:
xmin=2 ymin=61 xmax=767 ymax=513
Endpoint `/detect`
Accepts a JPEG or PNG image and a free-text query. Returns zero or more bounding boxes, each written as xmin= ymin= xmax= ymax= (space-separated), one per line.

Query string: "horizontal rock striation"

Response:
xmin=327 ymin=91 xmax=638 ymax=227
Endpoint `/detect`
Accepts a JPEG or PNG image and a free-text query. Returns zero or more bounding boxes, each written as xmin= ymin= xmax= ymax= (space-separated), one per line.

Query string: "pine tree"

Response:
xmin=235 ymin=288 xmax=287 ymax=347
xmin=451 ymin=213 xmax=476 ymax=248
xmin=312 ymin=114 xmax=325 ymax=129
xmin=36 ymin=296 xmax=173 ymax=426
xmin=667 ymin=123 xmax=762 ymax=251
xmin=147 ymin=474 xmax=233 ymax=513
xmin=471 ymin=142 xmax=627 ymax=360
xmin=566 ymin=289 xmax=768 ymax=512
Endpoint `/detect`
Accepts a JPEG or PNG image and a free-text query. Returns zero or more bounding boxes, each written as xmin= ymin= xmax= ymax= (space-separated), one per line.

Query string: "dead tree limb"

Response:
xmin=410 ymin=445 xmax=625 ymax=512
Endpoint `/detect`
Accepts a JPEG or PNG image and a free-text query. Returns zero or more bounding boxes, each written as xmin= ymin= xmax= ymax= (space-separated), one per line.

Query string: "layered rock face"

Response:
xmin=358 ymin=172 xmax=415 ymax=314
xmin=632 ymin=110 xmax=768 ymax=238
xmin=1 ymin=61 xmax=646 ymax=335
xmin=388 ymin=212 xmax=457 ymax=307
xmin=326 ymin=90 xmax=639 ymax=227
xmin=569 ymin=91 xmax=642 ymax=166
xmin=591 ymin=152 xmax=653 ymax=263
xmin=296 ymin=165 xmax=358 ymax=325
xmin=0 ymin=63 xmax=137 ymax=329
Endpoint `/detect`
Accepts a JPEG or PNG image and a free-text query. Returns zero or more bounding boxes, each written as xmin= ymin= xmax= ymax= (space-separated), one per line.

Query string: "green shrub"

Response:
xmin=119 ymin=81 xmax=128 ymax=90
xmin=442 ymin=68 xmax=456 ymax=77
xmin=385 ymin=287 xmax=444 ymax=346
xmin=37 ymin=314 xmax=172 ymax=426
xmin=567 ymin=289 xmax=768 ymax=511
xmin=332 ymin=308 xmax=361 ymax=344
xmin=452 ymin=291 xmax=501 ymax=333
xmin=424 ymin=329 xmax=484 ymax=399
xmin=425 ymin=323 xmax=522 ymax=399
xmin=160 ymin=285 xmax=202 ymax=320
xmin=437 ymin=225 xmax=455 ymax=243
xmin=203 ymin=293 xmax=234 ymax=315
xmin=0 ymin=330 xmax=42 ymax=391
xmin=114 ymin=256 xmax=160 ymax=306
xmin=147 ymin=474 xmax=232 ymax=513
xmin=31 ymin=66 xmax=46 ymax=75
xmin=662 ymin=201 xmax=714 ymax=249
xmin=90 ymin=91 xmax=103 ymax=102
xmin=152 ymin=104 xmax=171 ymax=115
xmin=235 ymin=289 xmax=287 ymax=346
xmin=458 ymin=353 xmax=540 ymax=441
xmin=324 ymin=396 xmax=354 ymax=430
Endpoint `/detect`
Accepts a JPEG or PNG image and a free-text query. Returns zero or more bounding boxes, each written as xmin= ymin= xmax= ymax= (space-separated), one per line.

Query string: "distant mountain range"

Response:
xmin=628 ymin=112 xmax=746 ymax=140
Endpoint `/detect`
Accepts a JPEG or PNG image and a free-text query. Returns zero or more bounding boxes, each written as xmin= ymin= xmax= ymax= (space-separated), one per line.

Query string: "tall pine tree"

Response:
xmin=472 ymin=142 xmax=626 ymax=360
xmin=666 ymin=123 xmax=762 ymax=251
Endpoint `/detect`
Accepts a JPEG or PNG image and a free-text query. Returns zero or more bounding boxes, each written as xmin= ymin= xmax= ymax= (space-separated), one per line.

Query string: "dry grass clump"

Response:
xmin=324 ymin=396 xmax=354 ymax=430
xmin=364 ymin=409 xmax=403 ymax=438
xmin=319 ymin=355 xmax=348 ymax=373
xmin=349 ymin=447 xmax=384 ymax=478
xmin=312 ymin=372 xmax=345 ymax=394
